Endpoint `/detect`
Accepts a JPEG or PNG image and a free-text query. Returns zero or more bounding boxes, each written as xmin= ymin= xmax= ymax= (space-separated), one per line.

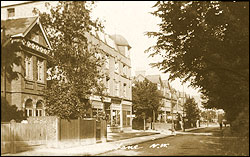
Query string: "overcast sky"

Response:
xmin=1 ymin=1 xmax=201 ymax=96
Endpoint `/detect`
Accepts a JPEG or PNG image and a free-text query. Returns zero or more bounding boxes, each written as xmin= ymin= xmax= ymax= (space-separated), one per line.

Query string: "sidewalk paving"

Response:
xmin=2 ymin=127 xmax=206 ymax=156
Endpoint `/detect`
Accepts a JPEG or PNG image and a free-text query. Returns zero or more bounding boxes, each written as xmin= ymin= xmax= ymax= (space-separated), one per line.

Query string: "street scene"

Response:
xmin=1 ymin=1 xmax=249 ymax=156
xmin=100 ymin=126 xmax=248 ymax=156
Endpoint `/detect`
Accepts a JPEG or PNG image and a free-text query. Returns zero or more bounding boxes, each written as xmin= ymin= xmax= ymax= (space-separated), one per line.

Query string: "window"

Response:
xmin=92 ymin=108 xmax=103 ymax=118
xmin=115 ymin=62 xmax=119 ymax=73
xmin=123 ymin=64 xmax=126 ymax=76
xmin=106 ymin=77 xmax=110 ymax=94
xmin=7 ymin=8 xmax=15 ymax=18
xmin=36 ymin=100 xmax=43 ymax=116
xmin=122 ymin=110 xmax=131 ymax=126
xmin=115 ymin=82 xmax=119 ymax=97
xmin=125 ymin=46 xmax=129 ymax=58
xmin=25 ymin=99 xmax=33 ymax=117
xmin=36 ymin=109 xmax=43 ymax=116
xmin=123 ymin=83 xmax=127 ymax=98
xmin=37 ymin=59 xmax=44 ymax=83
xmin=112 ymin=110 xmax=120 ymax=126
xmin=25 ymin=55 xmax=33 ymax=80
xmin=105 ymin=55 xmax=109 ymax=69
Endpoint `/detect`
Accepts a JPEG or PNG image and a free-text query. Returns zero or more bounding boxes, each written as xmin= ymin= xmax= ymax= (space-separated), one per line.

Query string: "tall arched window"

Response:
xmin=37 ymin=59 xmax=44 ymax=83
xmin=25 ymin=54 xmax=33 ymax=80
xmin=25 ymin=99 xmax=33 ymax=117
xmin=36 ymin=100 xmax=43 ymax=116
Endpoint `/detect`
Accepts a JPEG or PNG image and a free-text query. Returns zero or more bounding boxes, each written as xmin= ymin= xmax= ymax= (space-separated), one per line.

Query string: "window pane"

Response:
xmin=28 ymin=109 xmax=33 ymax=116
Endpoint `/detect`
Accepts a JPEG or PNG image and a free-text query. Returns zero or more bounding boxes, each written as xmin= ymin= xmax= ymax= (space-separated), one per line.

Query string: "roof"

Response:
xmin=110 ymin=34 xmax=131 ymax=49
xmin=145 ymin=75 xmax=161 ymax=84
xmin=1 ymin=17 xmax=37 ymax=37
xmin=1 ymin=16 xmax=51 ymax=49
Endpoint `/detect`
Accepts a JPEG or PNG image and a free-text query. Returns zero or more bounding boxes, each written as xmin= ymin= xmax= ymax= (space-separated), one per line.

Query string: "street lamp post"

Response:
xmin=170 ymin=93 xmax=175 ymax=133
xmin=182 ymin=85 xmax=185 ymax=132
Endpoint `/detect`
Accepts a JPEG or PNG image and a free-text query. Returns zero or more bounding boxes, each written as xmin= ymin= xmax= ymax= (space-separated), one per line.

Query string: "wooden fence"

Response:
xmin=1 ymin=120 xmax=47 ymax=154
xmin=1 ymin=118 xmax=107 ymax=154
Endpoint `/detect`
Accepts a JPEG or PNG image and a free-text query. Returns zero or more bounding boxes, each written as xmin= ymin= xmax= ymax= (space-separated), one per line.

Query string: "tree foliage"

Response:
xmin=1 ymin=35 xmax=22 ymax=81
xmin=38 ymin=1 xmax=106 ymax=119
xmin=147 ymin=1 xmax=249 ymax=124
xmin=184 ymin=97 xmax=200 ymax=125
xmin=1 ymin=96 xmax=26 ymax=122
xmin=132 ymin=79 xmax=163 ymax=120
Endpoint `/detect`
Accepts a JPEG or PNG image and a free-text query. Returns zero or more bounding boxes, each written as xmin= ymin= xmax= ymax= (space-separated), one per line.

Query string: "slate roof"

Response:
xmin=1 ymin=17 xmax=37 ymax=37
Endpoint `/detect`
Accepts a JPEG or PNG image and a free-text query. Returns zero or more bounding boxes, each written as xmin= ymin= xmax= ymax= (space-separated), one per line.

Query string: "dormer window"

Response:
xmin=7 ymin=8 xmax=15 ymax=18
xmin=125 ymin=46 xmax=129 ymax=58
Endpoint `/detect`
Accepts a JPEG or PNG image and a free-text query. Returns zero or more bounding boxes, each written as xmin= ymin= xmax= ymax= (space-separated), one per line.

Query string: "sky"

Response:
xmin=91 ymin=1 xmax=201 ymax=96
xmin=1 ymin=1 xmax=201 ymax=96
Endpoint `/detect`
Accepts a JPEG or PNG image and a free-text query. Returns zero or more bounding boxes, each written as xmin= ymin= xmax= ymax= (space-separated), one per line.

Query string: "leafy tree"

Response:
xmin=146 ymin=1 xmax=249 ymax=128
xmin=1 ymin=96 xmax=26 ymax=122
xmin=1 ymin=23 xmax=24 ymax=122
xmin=38 ymin=1 xmax=106 ymax=119
xmin=200 ymin=110 xmax=217 ymax=123
xmin=184 ymin=98 xmax=200 ymax=127
xmin=132 ymin=79 xmax=163 ymax=121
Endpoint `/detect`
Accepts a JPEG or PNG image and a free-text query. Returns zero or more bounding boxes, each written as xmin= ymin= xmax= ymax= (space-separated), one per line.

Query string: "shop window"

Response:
xmin=112 ymin=110 xmax=120 ymax=126
xmin=123 ymin=110 xmax=131 ymax=127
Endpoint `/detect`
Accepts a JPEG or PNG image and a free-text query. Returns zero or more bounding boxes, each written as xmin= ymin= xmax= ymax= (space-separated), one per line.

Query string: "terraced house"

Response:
xmin=1 ymin=1 xmax=133 ymax=132
xmin=1 ymin=16 xmax=51 ymax=117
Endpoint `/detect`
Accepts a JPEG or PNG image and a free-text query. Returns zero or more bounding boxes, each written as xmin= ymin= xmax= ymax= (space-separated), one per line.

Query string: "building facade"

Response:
xmin=134 ymin=71 xmax=186 ymax=123
xmin=1 ymin=1 xmax=133 ymax=131
xmin=1 ymin=16 xmax=51 ymax=117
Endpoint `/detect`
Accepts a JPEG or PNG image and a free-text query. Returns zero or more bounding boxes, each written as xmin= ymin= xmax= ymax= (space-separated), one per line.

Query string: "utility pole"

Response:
xmin=169 ymin=82 xmax=175 ymax=134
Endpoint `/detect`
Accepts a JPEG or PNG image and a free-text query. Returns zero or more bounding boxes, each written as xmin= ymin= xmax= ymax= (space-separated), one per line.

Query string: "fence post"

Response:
xmin=78 ymin=118 xmax=81 ymax=142
xmin=101 ymin=120 xmax=107 ymax=143
xmin=10 ymin=119 xmax=16 ymax=154
xmin=93 ymin=120 xmax=96 ymax=143
xmin=56 ymin=117 xmax=60 ymax=147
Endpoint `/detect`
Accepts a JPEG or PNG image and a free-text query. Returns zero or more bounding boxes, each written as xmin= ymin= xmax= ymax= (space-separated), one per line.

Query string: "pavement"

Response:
xmin=2 ymin=126 xmax=207 ymax=156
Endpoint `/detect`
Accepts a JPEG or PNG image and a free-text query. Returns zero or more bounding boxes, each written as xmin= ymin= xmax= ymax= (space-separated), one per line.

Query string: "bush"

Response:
xmin=1 ymin=96 xmax=26 ymax=122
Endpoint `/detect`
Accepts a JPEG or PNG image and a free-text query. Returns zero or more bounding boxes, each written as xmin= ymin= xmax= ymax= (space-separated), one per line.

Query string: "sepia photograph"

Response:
xmin=1 ymin=1 xmax=249 ymax=156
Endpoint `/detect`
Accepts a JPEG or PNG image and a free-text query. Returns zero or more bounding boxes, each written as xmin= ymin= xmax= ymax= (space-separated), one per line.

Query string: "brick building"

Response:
xmin=1 ymin=16 xmax=51 ymax=117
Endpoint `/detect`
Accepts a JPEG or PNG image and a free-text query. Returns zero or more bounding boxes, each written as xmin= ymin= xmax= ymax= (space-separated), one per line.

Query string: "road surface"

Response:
xmin=98 ymin=127 xmax=249 ymax=156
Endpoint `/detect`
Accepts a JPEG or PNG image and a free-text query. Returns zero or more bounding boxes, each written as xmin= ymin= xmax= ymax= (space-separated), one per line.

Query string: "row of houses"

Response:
xmin=133 ymin=70 xmax=196 ymax=123
xmin=1 ymin=1 xmax=132 ymax=132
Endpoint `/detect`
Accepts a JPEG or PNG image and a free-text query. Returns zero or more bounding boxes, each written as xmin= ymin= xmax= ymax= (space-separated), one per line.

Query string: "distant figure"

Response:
xmin=218 ymin=114 xmax=223 ymax=130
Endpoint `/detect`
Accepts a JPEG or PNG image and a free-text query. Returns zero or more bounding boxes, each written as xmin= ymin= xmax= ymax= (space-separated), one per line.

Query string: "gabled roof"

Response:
xmin=145 ymin=75 xmax=161 ymax=84
xmin=1 ymin=17 xmax=37 ymax=37
xmin=1 ymin=16 xmax=51 ymax=49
